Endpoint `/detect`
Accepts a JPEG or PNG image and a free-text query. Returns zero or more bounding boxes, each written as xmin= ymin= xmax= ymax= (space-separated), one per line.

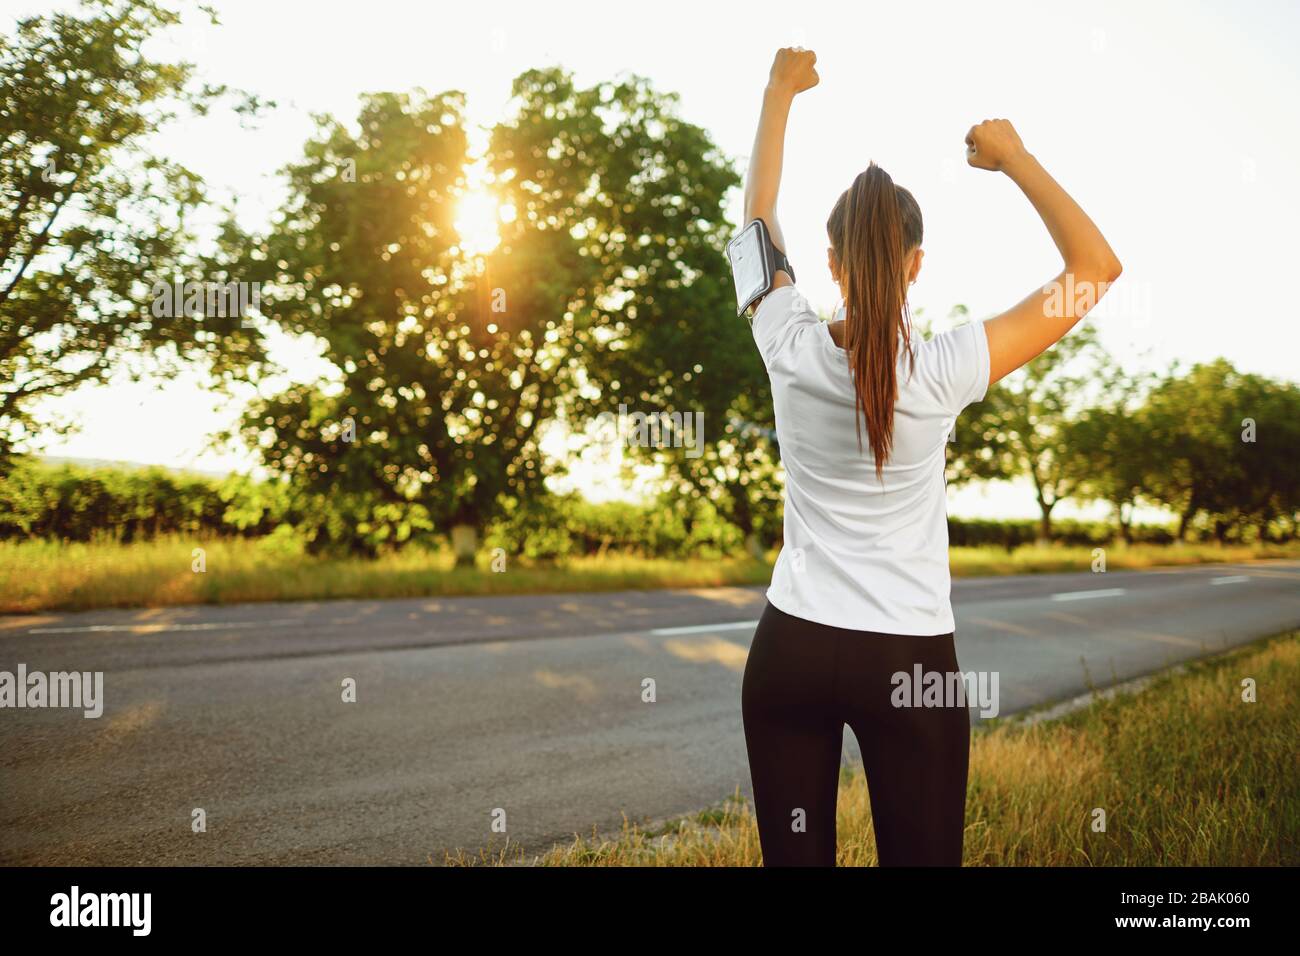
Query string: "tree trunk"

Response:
xmin=1036 ymin=503 xmax=1054 ymax=546
xmin=1115 ymin=500 xmax=1132 ymax=545
xmin=450 ymin=524 xmax=479 ymax=567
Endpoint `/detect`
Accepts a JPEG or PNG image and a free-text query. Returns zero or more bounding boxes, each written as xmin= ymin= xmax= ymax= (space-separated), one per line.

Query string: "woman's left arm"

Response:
xmin=743 ymin=47 xmax=819 ymax=284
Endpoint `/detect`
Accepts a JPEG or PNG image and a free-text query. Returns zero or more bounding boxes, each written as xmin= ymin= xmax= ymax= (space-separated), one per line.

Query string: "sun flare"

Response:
xmin=454 ymin=188 xmax=502 ymax=256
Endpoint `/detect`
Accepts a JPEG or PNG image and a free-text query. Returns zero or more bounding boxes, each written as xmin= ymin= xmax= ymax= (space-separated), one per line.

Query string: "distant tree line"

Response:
xmin=948 ymin=324 xmax=1300 ymax=545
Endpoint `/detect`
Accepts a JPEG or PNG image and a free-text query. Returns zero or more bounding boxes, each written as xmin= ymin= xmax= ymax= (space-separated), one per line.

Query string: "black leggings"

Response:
xmin=741 ymin=601 xmax=970 ymax=866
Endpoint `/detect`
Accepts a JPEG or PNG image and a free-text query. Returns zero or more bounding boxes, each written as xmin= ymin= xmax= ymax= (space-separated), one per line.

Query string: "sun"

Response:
xmin=454 ymin=187 xmax=503 ymax=256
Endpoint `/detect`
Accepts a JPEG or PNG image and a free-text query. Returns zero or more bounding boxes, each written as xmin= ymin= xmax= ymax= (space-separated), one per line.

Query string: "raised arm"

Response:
xmin=743 ymin=47 xmax=819 ymax=288
xmin=966 ymin=119 xmax=1123 ymax=385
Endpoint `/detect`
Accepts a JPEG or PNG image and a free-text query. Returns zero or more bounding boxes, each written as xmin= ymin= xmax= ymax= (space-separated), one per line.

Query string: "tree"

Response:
xmin=233 ymin=69 xmax=742 ymax=561
xmin=1143 ymin=360 xmax=1300 ymax=542
xmin=1067 ymin=366 xmax=1160 ymax=543
xmin=948 ymin=324 xmax=1110 ymax=543
xmin=536 ymin=91 xmax=781 ymax=556
xmin=228 ymin=89 xmax=477 ymax=556
xmin=1141 ymin=360 xmax=1244 ymax=541
xmin=489 ymin=68 xmax=760 ymax=551
xmin=0 ymin=0 xmax=260 ymax=470
xmin=1248 ymin=379 xmax=1300 ymax=540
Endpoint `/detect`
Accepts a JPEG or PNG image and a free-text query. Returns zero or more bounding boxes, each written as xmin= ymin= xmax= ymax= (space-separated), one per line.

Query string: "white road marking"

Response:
xmin=651 ymin=620 xmax=760 ymax=636
xmin=28 ymin=619 xmax=303 ymax=635
xmin=1210 ymin=575 xmax=1250 ymax=585
xmin=1050 ymin=588 xmax=1127 ymax=602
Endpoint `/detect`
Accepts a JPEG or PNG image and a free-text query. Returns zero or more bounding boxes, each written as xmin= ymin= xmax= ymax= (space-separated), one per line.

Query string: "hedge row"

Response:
xmin=948 ymin=517 xmax=1176 ymax=549
xmin=0 ymin=457 xmax=1179 ymax=555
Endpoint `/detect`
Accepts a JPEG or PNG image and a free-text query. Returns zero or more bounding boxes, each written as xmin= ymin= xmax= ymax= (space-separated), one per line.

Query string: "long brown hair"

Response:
xmin=827 ymin=162 xmax=923 ymax=479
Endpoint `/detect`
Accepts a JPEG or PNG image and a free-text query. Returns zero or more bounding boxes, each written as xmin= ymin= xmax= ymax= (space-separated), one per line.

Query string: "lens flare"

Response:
xmin=454 ymin=188 xmax=501 ymax=255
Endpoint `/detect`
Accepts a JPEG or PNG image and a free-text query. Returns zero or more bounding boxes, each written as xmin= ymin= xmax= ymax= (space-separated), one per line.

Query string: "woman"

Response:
xmin=740 ymin=47 xmax=1122 ymax=867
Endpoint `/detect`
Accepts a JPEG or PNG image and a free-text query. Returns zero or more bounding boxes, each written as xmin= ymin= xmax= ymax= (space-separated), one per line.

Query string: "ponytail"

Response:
xmin=827 ymin=163 xmax=923 ymax=480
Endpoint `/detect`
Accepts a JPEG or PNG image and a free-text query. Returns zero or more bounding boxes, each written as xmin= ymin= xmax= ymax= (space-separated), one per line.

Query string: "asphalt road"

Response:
xmin=2 ymin=560 xmax=1298 ymax=864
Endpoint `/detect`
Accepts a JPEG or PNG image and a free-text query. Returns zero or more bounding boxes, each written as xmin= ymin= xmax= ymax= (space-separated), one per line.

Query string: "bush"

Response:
xmin=0 ymin=458 xmax=227 ymax=541
xmin=484 ymin=492 xmax=744 ymax=562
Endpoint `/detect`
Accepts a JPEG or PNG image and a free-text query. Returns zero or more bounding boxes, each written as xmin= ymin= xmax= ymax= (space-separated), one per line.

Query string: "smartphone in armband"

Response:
xmin=726 ymin=218 xmax=796 ymax=318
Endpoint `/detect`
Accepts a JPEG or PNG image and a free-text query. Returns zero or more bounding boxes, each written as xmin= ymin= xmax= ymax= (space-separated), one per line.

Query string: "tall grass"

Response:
xmin=463 ymin=631 xmax=1299 ymax=866
xmin=2 ymin=535 xmax=1297 ymax=613
xmin=0 ymin=536 xmax=775 ymax=613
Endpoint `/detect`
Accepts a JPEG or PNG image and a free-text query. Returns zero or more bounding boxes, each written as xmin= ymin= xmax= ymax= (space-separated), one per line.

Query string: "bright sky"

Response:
xmin=10 ymin=0 xmax=1300 ymax=519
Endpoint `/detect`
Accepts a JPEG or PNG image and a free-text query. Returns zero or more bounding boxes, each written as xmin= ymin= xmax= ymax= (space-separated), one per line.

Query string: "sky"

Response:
xmin=9 ymin=0 xmax=1300 ymax=519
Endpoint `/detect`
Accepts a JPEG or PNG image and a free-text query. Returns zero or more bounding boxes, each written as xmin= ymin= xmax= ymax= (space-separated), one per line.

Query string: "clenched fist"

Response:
xmin=965 ymin=119 xmax=1028 ymax=172
xmin=768 ymin=47 xmax=819 ymax=97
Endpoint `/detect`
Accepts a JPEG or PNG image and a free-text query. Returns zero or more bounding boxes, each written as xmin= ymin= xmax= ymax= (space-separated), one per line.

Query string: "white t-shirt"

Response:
xmin=751 ymin=285 xmax=990 ymax=635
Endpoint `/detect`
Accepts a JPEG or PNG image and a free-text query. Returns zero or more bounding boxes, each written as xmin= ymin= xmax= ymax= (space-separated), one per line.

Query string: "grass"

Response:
xmin=1 ymin=535 xmax=1297 ymax=613
xmin=450 ymin=630 xmax=1300 ymax=866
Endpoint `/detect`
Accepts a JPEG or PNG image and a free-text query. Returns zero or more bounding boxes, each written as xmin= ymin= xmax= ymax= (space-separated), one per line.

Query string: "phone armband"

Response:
xmin=726 ymin=218 xmax=795 ymax=317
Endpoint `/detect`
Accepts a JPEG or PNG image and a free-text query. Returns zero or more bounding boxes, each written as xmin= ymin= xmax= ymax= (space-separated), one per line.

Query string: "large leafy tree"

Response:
xmin=494 ymin=70 xmax=780 ymax=554
xmin=234 ymin=69 xmax=750 ymax=560
xmin=0 ymin=0 xmax=260 ymax=469
xmin=229 ymin=89 xmax=477 ymax=556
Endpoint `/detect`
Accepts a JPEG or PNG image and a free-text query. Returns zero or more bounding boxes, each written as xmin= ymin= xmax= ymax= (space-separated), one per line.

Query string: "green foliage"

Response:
xmin=949 ymin=324 xmax=1108 ymax=540
xmin=947 ymin=517 xmax=1175 ymax=550
xmin=221 ymin=67 xmax=747 ymax=557
xmin=485 ymin=491 xmax=744 ymax=561
xmin=1140 ymin=360 xmax=1300 ymax=541
xmin=505 ymin=70 xmax=782 ymax=544
xmin=0 ymin=457 xmax=227 ymax=541
xmin=4 ymin=456 xmax=1192 ymax=556
xmin=225 ymin=88 xmax=479 ymax=543
xmin=0 ymin=457 xmax=435 ymax=557
xmin=952 ymin=330 xmax=1300 ymax=544
xmin=0 ymin=0 xmax=262 ymax=467
xmin=3 ymin=12 xmax=1295 ymax=553
xmin=1066 ymin=382 xmax=1158 ymax=542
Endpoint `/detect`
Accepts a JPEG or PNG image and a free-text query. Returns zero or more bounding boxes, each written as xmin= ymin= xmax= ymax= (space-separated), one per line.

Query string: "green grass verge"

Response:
xmin=447 ymin=630 xmax=1299 ymax=866
xmin=2 ymin=536 xmax=1298 ymax=613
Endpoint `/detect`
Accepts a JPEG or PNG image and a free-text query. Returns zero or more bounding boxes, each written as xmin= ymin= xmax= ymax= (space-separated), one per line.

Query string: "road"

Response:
xmin=2 ymin=560 xmax=1298 ymax=864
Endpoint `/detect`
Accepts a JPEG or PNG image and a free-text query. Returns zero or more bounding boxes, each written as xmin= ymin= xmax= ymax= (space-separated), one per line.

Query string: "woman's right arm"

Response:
xmin=967 ymin=119 xmax=1123 ymax=385
xmin=743 ymin=47 xmax=819 ymax=290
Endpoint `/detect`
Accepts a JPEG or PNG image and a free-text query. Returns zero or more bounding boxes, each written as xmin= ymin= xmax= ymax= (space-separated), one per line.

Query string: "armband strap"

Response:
xmin=772 ymin=245 xmax=795 ymax=283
